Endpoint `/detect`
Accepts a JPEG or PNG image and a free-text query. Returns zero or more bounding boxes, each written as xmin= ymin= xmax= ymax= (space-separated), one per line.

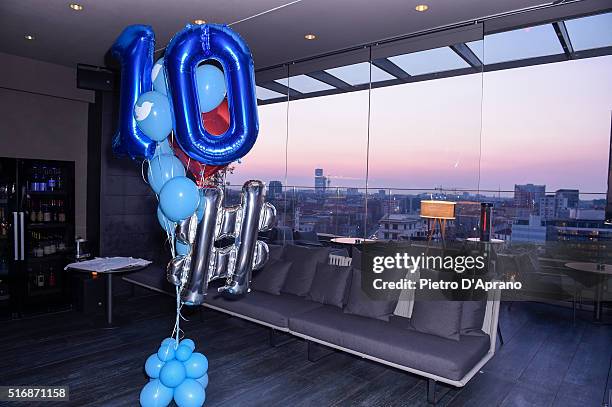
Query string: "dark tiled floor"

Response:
xmin=0 ymin=294 xmax=610 ymax=406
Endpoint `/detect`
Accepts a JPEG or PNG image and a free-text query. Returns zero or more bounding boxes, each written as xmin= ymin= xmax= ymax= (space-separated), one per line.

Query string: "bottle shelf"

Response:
xmin=27 ymin=190 xmax=68 ymax=196
xmin=28 ymin=223 xmax=71 ymax=229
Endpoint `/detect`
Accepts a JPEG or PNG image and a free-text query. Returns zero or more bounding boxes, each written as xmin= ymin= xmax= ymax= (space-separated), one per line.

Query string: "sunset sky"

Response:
xmin=227 ymin=55 xmax=612 ymax=197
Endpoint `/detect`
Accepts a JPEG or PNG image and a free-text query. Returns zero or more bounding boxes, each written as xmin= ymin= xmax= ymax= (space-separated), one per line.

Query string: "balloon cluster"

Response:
xmin=141 ymin=60 xmax=227 ymax=250
xmin=140 ymin=337 xmax=208 ymax=407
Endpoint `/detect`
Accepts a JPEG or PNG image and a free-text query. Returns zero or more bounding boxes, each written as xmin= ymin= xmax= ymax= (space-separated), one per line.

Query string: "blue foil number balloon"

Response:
xmin=110 ymin=25 xmax=156 ymax=160
xmin=165 ymin=24 xmax=259 ymax=166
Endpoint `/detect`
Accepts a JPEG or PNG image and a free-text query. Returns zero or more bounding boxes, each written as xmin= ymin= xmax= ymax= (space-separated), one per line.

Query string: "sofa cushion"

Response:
xmin=344 ymin=268 xmax=398 ymax=321
xmin=293 ymin=230 xmax=321 ymax=246
xmin=410 ymin=301 xmax=463 ymax=341
xmin=251 ymin=259 xmax=292 ymax=295
xmin=281 ymin=245 xmax=331 ymax=296
xmin=267 ymin=244 xmax=284 ymax=261
xmin=205 ymin=289 xmax=322 ymax=328
xmin=306 ymin=263 xmax=352 ymax=308
xmin=461 ymin=301 xmax=487 ymax=336
xmin=289 ymin=306 xmax=490 ymax=381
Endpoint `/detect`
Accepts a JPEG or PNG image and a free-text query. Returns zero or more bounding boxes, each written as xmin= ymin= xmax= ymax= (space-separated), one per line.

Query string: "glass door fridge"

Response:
xmin=0 ymin=157 xmax=75 ymax=318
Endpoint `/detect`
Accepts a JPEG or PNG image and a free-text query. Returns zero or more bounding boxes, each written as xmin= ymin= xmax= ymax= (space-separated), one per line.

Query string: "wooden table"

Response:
xmin=565 ymin=262 xmax=612 ymax=322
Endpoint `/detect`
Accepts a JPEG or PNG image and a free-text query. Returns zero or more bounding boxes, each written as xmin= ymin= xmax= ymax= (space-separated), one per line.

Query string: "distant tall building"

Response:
xmin=314 ymin=168 xmax=327 ymax=195
xmin=555 ymin=189 xmax=579 ymax=218
xmin=268 ymin=180 xmax=283 ymax=197
xmin=539 ymin=195 xmax=556 ymax=219
xmin=514 ymin=184 xmax=546 ymax=213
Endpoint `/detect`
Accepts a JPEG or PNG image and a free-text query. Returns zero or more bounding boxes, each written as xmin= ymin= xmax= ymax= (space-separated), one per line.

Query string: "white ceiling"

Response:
xmin=0 ymin=0 xmax=551 ymax=70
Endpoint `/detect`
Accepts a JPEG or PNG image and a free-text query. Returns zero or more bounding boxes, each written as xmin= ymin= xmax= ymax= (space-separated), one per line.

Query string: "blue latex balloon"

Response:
xmin=158 ymin=343 xmax=176 ymax=362
xmin=195 ymin=64 xmax=226 ymax=113
xmin=139 ymin=379 xmax=174 ymax=407
xmin=196 ymin=374 xmax=208 ymax=389
xmin=159 ymin=177 xmax=200 ymax=222
xmin=180 ymin=339 xmax=196 ymax=351
xmin=165 ymin=24 xmax=259 ymax=165
xmin=134 ymin=91 xmax=174 ymax=142
xmin=154 ymin=139 xmax=174 ymax=156
xmin=148 ymin=154 xmax=185 ymax=194
xmin=157 ymin=206 xmax=175 ymax=236
xmin=161 ymin=337 xmax=176 ymax=347
xmin=183 ymin=352 xmax=208 ymax=379
xmin=152 ymin=58 xmax=168 ymax=96
xmin=175 ymin=344 xmax=193 ymax=362
xmin=145 ymin=353 xmax=165 ymax=379
xmin=160 ymin=360 xmax=186 ymax=388
xmin=174 ymin=379 xmax=205 ymax=407
xmin=110 ymin=25 xmax=156 ymax=160
xmin=176 ymin=241 xmax=190 ymax=256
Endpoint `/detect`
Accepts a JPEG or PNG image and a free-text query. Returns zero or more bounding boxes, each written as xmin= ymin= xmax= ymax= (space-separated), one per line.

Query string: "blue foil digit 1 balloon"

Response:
xmin=110 ymin=25 xmax=156 ymax=160
xmin=165 ymin=24 xmax=259 ymax=166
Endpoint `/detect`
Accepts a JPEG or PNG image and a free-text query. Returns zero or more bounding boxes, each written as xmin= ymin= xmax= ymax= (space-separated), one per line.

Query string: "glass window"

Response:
xmin=275 ymin=75 xmax=335 ymax=93
xmin=565 ymin=12 xmax=612 ymax=51
xmin=325 ymin=62 xmax=395 ymax=85
xmin=479 ymin=55 xmax=612 ymax=193
xmin=388 ymin=47 xmax=470 ymax=75
xmin=476 ymin=24 xmax=564 ymax=64
xmin=256 ymin=86 xmax=285 ymax=100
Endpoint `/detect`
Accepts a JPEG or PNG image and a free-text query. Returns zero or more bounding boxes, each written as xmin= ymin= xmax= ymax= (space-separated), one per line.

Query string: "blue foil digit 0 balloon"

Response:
xmin=165 ymin=24 xmax=259 ymax=166
xmin=110 ymin=25 xmax=156 ymax=160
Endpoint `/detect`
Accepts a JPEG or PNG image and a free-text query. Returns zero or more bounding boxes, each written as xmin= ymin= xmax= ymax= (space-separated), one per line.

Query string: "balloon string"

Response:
xmin=153 ymin=0 xmax=303 ymax=54
xmin=141 ymin=159 xmax=149 ymax=185
xmin=171 ymin=286 xmax=185 ymax=348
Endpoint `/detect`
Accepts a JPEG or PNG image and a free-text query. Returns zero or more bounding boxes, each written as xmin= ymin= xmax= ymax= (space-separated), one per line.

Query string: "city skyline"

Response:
xmin=227 ymin=55 xmax=612 ymax=195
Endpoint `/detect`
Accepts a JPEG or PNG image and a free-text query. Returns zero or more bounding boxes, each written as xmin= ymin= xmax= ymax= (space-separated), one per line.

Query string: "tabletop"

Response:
xmin=466 ymin=238 xmax=505 ymax=244
xmin=66 ymin=257 xmax=151 ymax=274
xmin=331 ymin=237 xmax=376 ymax=245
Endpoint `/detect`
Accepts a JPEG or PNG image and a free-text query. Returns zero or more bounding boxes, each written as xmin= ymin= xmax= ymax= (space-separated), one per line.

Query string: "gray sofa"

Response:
xmin=124 ymin=244 xmax=501 ymax=404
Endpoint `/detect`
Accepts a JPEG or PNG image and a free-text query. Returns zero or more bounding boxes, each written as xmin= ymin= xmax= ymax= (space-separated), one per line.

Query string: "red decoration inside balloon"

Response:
xmin=170 ymin=98 xmax=230 ymax=186
xmin=202 ymin=98 xmax=230 ymax=136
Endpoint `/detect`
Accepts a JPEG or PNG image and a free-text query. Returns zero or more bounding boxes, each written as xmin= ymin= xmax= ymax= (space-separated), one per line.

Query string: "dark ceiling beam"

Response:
xmin=450 ymin=43 xmax=483 ymax=69
xmin=306 ymin=71 xmax=353 ymax=90
xmin=552 ymin=21 xmax=574 ymax=59
xmin=372 ymin=59 xmax=411 ymax=79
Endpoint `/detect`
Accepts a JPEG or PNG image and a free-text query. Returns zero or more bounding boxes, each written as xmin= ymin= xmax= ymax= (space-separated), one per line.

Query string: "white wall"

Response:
xmin=0 ymin=52 xmax=94 ymax=238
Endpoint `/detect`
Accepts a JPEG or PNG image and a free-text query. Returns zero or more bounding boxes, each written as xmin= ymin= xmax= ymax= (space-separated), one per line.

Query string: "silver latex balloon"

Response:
xmin=168 ymin=180 xmax=276 ymax=305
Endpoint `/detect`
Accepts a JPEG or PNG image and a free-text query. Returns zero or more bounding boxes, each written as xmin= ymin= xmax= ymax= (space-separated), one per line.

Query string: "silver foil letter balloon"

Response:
xmin=167 ymin=180 xmax=276 ymax=304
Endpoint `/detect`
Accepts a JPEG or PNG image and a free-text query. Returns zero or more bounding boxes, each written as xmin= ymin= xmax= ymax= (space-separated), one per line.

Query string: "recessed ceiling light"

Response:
xmin=304 ymin=33 xmax=316 ymax=40
xmin=193 ymin=19 xmax=206 ymax=25
xmin=24 ymin=34 xmax=35 ymax=41
xmin=69 ymin=3 xmax=84 ymax=11
xmin=415 ymin=4 xmax=429 ymax=12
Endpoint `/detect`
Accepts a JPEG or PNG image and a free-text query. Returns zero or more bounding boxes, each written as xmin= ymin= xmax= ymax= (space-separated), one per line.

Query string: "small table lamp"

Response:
xmin=420 ymin=200 xmax=456 ymax=241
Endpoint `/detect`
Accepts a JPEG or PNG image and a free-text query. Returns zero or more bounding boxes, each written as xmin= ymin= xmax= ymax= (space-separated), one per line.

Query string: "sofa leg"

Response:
xmin=427 ymin=379 xmax=437 ymax=405
xmin=269 ymin=329 xmax=295 ymax=348
xmin=307 ymin=341 xmax=335 ymax=362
